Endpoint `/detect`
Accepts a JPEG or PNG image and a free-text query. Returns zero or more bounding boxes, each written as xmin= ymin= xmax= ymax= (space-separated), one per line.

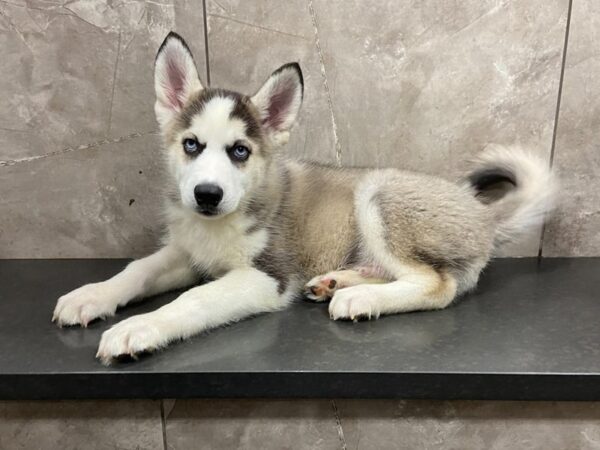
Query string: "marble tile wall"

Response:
xmin=0 ymin=0 xmax=205 ymax=258
xmin=1 ymin=0 xmax=592 ymax=257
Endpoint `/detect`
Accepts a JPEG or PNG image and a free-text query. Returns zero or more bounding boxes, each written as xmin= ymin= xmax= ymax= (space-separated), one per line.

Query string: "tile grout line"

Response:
xmin=202 ymin=0 xmax=211 ymax=86
xmin=538 ymin=0 xmax=573 ymax=259
xmin=308 ymin=0 xmax=342 ymax=166
xmin=160 ymin=400 xmax=168 ymax=450
xmin=0 ymin=131 xmax=157 ymax=168
xmin=331 ymin=400 xmax=347 ymax=450
xmin=548 ymin=0 xmax=574 ymax=170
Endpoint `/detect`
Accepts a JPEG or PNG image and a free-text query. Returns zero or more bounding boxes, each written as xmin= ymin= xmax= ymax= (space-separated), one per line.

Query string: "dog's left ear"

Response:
xmin=251 ymin=63 xmax=303 ymax=142
xmin=154 ymin=32 xmax=204 ymax=130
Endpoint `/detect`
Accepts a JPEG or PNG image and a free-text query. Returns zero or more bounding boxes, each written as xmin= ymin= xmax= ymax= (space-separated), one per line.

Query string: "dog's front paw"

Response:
xmin=329 ymin=286 xmax=381 ymax=321
xmin=53 ymin=282 xmax=118 ymax=327
xmin=96 ymin=314 xmax=165 ymax=365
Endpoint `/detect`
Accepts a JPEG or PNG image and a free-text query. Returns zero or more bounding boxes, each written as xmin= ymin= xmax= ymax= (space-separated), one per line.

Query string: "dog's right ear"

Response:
xmin=154 ymin=32 xmax=203 ymax=130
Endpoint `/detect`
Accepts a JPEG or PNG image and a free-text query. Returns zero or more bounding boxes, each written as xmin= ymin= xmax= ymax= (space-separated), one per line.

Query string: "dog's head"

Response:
xmin=154 ymin=32 xmax=303 ymax=218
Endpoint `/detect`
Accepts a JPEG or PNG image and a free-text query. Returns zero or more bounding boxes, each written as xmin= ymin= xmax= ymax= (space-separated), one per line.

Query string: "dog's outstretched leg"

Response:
xmin=304 ymin=266 xmax=389 ymax=301
xmin=328 ymin=264 xmax=457 ymax=321
xmin=96 ymin=268 xmax=287 ymax=364
xmin=53 ymin=245 xmax=195 ymax=327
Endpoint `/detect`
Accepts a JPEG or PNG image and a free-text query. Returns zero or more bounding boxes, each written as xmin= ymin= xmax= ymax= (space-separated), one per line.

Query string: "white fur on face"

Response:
xmin=175 ymin=96 xmax=250 ymax=216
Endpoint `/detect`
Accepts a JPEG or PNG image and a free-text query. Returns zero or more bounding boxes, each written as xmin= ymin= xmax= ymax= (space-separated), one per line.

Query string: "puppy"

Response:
xmin=53 ymin=32 xmax=556 ymax=364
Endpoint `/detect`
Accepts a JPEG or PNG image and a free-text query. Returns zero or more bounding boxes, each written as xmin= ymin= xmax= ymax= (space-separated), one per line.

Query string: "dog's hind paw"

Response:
xmin=304 ymin=274 xmax=339 ymax=301
xmin=329 ymin=285 xmax=381 ymax=321
xmin=304 ymin=267 xmax=390 ymax=302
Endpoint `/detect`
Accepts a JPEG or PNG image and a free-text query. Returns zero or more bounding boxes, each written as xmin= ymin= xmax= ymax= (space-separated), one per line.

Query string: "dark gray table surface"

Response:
xmin=0 ymin=258 xmax=598 ymax=400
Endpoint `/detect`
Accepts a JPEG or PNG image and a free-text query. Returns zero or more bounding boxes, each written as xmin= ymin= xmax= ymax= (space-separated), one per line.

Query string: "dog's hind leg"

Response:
xmin=53 ymin=244 xmax=196 ymax=327
xmin=328 ymin=263 xmax=457 ymax=320
xmin=304 ymin=266 xmax=390 ymax=302
xmin=326 ymin=172 xmax=487 ymax=321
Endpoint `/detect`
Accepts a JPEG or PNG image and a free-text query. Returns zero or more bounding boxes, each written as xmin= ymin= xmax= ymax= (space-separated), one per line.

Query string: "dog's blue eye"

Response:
xmin=231 ymin=145 xmax=250 ymax=162
xmin=183 ymin=138 xmax=199 ymax=154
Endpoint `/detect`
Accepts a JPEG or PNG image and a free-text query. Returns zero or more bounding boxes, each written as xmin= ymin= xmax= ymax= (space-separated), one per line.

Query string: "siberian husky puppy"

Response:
xmin=53 ymin=32 xmax=556 ymax=364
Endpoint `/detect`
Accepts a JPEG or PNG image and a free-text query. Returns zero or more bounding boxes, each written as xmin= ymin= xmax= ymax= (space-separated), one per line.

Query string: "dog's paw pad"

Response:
xmin=304 ymin=275 xmax=338 ymax=302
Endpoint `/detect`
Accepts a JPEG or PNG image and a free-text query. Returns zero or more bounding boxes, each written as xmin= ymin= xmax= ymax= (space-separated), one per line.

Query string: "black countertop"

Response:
xmin=0 ymin=258 xmax=598 ymax=400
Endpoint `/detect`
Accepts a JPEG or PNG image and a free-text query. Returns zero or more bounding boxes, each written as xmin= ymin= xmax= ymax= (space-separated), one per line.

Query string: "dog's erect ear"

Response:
xmin=154 ymin=32 xmax=203 ymax=129
xmin=251 ymin=63 xmax=303 ymax=141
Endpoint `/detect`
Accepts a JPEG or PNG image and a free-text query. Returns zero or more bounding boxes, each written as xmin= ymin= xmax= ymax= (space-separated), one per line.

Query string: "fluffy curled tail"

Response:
xmin=466 ymin=144 xmax=558 ymax=248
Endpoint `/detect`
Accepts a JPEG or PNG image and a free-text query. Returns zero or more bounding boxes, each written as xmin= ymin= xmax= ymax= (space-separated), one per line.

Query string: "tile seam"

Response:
xmin=331 ymin=400 xmax=347 ymax=450
xmin=538 ymin=0 xmax=573 ymax=258
xmin=0 ymin=131 xmax=157 ymax=168
xmin=308 ymin=0 xmax=342 ymax=166
xmin=202 ymin=0 xmax=211 ymax=86
xmin=160 ymin=400 xmax=168 ymax=450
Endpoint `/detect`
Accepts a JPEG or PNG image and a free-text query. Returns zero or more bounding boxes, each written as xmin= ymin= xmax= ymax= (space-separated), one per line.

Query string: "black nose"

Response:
xmin=194 ymin=183 xmax=223 ymax=208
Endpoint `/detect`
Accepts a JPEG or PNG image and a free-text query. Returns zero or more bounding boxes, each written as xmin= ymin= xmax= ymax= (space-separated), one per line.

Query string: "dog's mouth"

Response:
xmin=195 ymin=206 xmax=221 ymax=217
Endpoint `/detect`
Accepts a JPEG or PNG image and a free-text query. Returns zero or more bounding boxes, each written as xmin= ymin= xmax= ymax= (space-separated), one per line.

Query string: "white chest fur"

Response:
xmin=166 ymin=205 xmax=269 ymax=276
